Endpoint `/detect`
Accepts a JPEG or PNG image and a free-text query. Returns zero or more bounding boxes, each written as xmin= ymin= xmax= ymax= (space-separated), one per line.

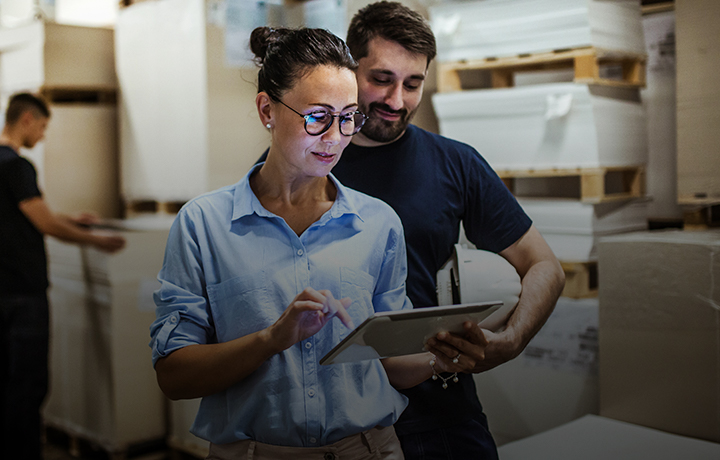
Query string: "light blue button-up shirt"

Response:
xmin=150 ymin=165 xmax=411 ymax=447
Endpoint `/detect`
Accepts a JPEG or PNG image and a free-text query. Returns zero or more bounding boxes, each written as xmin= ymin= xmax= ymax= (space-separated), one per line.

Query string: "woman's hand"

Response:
xmin=267 ymin=287 xmax=353 ymax=352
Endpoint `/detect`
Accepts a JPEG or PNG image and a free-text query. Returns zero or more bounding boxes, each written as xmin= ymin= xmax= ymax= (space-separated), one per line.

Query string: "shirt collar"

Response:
xmin=232 ymin=163 xmax=365 ymax=223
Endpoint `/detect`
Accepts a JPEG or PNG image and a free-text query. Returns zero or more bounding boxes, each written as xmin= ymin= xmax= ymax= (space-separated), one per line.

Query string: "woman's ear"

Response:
xmin=256 ymin=92 xmax=274 ymax=129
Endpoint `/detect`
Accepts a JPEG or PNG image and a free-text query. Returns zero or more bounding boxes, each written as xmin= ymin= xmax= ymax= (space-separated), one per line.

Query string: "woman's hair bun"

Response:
xmin=249 ymin=27 xmax=289 ymax=65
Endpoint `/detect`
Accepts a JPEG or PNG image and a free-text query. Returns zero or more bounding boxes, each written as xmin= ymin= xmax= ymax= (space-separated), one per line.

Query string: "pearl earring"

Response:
xmin=266 ymin=123 xmax=272 ymax=129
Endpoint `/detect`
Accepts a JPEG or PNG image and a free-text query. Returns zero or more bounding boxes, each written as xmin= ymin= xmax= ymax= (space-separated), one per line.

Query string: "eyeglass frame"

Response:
xmin=277 ymin=100 xmax=367 ymax=137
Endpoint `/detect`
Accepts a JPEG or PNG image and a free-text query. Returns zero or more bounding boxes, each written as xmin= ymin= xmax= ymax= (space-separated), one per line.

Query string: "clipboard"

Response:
xmin=319 ymin=301 xmax=504 ymax=365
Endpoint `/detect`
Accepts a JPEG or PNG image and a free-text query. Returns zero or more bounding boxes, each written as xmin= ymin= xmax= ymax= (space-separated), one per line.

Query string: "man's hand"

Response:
xmin=426 ymin=321 xmax=524 ymax=374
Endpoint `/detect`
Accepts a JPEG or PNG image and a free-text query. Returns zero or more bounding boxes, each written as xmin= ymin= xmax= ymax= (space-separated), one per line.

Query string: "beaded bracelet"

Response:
xmin=429 ymin=355 xmax=458 ymax=389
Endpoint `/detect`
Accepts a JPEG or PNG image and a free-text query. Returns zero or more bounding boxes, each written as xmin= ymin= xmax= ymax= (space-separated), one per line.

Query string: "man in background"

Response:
xmin=333 ymin=2 xmax=565 ymax=458
xmin=0 ymin=92 xmax=125 ymax=459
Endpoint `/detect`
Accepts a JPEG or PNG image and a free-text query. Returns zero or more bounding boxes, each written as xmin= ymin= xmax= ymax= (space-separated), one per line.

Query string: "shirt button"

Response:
xmin=297 ymin=249 xmax=304 ymax=256
xmin=170 ymin=316 xmax=178 ymax=324
xmin=305 ymin=342 xmax=312 ymax=349
xmin=308 ymin=389 xmax=315 ymax=397
xmin=309 ymin=437 xmax=317 ymax=444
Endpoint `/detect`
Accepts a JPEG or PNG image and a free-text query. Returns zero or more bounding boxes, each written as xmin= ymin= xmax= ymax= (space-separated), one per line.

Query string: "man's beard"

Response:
xmin=358 ymin=102 xmax=417 ymax=143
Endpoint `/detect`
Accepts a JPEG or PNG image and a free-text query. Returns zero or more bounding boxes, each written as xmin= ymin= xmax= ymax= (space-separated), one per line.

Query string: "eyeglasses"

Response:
xmin=278 ymin=100 xmax=367 ymax=136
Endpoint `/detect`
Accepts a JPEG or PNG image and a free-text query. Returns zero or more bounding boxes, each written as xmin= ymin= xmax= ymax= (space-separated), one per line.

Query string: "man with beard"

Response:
xmin=330 ymin=2 xmax=566 ymax=459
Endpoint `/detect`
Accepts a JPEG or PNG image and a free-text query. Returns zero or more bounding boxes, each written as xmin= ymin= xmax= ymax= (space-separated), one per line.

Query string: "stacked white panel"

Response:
xmin=430 ymin=0 xmax=645 ymax=63
xmin=517 ymin=198 xmax=648 ymax=261
xmin=43 ymin=226 xmax=170 ymax=453
xmin=433 ymin=83 xmax=647 ymax=170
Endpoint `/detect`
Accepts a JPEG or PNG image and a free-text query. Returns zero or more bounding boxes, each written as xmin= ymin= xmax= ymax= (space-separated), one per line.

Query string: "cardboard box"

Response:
xmin=42 ymin=104 xmax=120 ymax=218
xmin=474 ymin=297 xmax=599 ymax=445
xmin=598 ymin=230 xmax=720 ymax=443
xmin=44 ymin=225 xmax=170 ymax=453
xmin=0 ymin=21 xmax=116 ymax=92
xmin=499 ymin=415 xmax=720 ymax=460
xmin=676 ymin=0 xmax=720 ymax=203
xmin=433 ymin=83 xmax=647 ymax=170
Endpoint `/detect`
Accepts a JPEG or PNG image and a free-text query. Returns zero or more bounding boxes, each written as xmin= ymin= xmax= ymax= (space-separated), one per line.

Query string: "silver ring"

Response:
xmin=452 ymin=353 xmax=461 ymax=364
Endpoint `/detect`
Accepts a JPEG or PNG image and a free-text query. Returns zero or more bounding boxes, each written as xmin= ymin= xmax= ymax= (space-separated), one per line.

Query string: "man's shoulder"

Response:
xmin=341 ymin=185 xmax=402 ymax=224
xmin=0 ymin=145 xmax=22 ymax=164
xmin=408 ymin=125 xmax=481 ymax=156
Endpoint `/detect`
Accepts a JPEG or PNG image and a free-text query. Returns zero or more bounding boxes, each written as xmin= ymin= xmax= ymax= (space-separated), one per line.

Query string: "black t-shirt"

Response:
xmin=332 ymin=125 xmax=532 ymax=434
xmin=0 ymin=145 xmax=47 ymax=295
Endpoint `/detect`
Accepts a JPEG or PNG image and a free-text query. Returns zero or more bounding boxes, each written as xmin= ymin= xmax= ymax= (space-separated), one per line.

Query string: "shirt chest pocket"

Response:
xmin=337 ymin=267 xmax=375 ymax=339
xmin=206 ymin=271 xmax=274 ymax=342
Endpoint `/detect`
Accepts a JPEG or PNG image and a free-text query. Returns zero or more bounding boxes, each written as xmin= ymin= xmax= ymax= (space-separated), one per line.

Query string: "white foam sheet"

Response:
xmin=116 ymin=0 xmax=209 ymax=202
xmin=517 ymin=198 xmax=648 ymax=260
xmin=0 ymin=21 xmax=44 ymax=91
xmin=430 ymin=0 xmax=645 ymax=63
xmin=433 ymin=83 xmax=648 ymax=170
xmin=499 ymin=415 xmax=720 ymax=460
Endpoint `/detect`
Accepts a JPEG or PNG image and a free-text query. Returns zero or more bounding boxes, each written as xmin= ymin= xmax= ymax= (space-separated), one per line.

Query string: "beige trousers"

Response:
xmin=206 ymin=425 xmax=404 ymax=460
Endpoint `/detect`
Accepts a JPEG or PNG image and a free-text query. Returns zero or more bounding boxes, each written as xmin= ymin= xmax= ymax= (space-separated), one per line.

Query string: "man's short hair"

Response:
xmin=346 ymin=1 xmax=437 ymax=66
xmin=5 ymin=92 xmax=51 ymax=126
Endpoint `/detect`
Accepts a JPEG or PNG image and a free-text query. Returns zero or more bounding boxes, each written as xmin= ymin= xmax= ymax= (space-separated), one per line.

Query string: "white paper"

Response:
xmin=224 ymin=0 xmax=268 ymax=68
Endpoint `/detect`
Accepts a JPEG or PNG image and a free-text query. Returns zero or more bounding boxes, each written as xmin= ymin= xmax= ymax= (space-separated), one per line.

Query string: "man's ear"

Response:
xmin=256 ymin=92 xmax=274 ymax=128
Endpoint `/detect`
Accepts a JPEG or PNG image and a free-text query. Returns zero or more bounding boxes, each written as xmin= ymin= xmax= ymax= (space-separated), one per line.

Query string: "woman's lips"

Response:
xmin=312 ymin=151 xmax=336 ymax=163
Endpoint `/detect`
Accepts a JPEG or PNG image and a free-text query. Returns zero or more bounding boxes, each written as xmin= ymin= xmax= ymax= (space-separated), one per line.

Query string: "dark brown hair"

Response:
xmin=346 ymin=1 xmax=436 ymax=66
xmin=250 ymin=27 xmax=357 ymax=102
xmin=5 ymin=92 xmax=50 ymax=125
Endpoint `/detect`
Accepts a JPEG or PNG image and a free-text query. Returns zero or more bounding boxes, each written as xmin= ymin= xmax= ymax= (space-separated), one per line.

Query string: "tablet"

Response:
xmin=319 ymin=301 xmax=503 ymax=365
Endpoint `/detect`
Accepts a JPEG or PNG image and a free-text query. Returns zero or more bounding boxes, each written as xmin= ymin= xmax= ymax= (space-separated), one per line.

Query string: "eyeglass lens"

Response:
xmin=305 ymin=111 xmax=366 ymax=136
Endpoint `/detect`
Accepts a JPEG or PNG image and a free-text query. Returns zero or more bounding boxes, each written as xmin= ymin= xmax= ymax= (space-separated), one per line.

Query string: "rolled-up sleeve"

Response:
xmin=149 ymin=206 xmax=214 ymax=367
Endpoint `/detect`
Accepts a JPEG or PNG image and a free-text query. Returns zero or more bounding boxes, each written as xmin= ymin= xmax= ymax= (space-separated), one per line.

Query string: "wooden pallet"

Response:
xmin=561 ymin=261 xmax=598 ymax=299
xmin=437 ymin=46 xmax=646 ymax=93
xmin=498 ymin=166 xmax=645 ymax=204
xmin=124 ymin=200 xmax=186 ymax=217
xmin=682 ymin=204 xmax=720 ymax=231
xmin=41 ymin=86 xmax=117 ymax=104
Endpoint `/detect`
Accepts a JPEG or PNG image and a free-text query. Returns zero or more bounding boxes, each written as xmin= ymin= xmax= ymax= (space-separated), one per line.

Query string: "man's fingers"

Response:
xmin=463 ymin=321 xmax=489 ymax=346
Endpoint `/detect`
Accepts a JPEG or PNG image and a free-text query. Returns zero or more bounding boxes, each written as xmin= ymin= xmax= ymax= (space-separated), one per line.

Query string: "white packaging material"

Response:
xmin=0 ymin=21 xmax=44 ymax=91
xmin=115 ymin=0 xmax=270 ymax=202
xmin=430 ymin=0 xmax=646 ymax=63
xmin=43 ymin=228 xmax=170 ymax=453
xmin=517 ymin=198 xmax=648 ymax=261
xmin=474 ymin=297 xmax=599 ymax=445
xmin=433 ymin=83 xmax=647 ymax=170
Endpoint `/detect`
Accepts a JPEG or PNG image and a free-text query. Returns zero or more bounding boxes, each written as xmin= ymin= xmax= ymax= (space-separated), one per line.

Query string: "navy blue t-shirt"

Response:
xmin=0 ymin=146 xmax=47 ymax=295
xmin=332 ymin=125 xmax=532 ymax=434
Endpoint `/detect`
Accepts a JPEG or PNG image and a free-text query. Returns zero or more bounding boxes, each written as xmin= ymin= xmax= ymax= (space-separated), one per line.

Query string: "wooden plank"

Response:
xmin=497 ymin=166 xmax=645 ymax=203
xmin=125 ymin=200 xmax=185 ymax=217
xmin=436 ymin=46 xmax=647 ymax=92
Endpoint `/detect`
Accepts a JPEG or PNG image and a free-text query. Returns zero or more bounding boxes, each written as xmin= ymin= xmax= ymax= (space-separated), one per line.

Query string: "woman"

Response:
xmin=150 ymin=27 xmax=466 ymax=460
